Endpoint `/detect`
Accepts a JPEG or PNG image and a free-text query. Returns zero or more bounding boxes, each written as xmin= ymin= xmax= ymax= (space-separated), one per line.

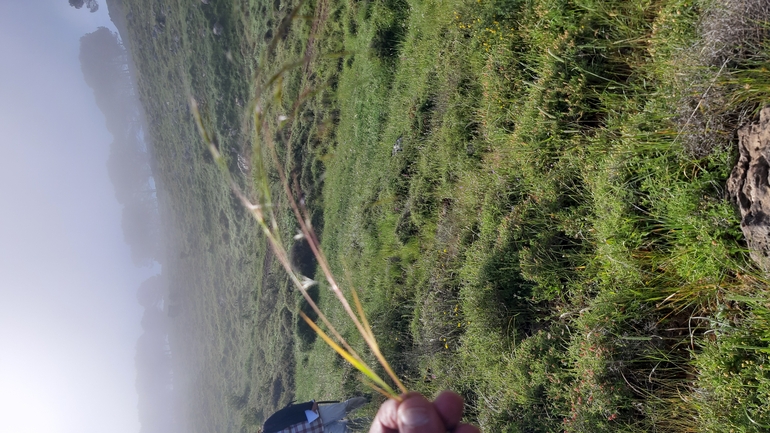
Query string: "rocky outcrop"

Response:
xmin=727 ymin=107 xmax=770 ymax=270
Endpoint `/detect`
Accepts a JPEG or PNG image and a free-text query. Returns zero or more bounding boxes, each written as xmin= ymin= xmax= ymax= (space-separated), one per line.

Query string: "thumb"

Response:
xmin=397 ymin=393 xmax=446 ymax=433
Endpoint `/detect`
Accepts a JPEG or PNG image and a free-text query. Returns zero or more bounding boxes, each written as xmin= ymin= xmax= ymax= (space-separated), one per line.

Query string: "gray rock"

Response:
xmin=392 ymin=135 xmax=403 ymax=156
xmin=727 ymin=107 xmax=770 ymax=269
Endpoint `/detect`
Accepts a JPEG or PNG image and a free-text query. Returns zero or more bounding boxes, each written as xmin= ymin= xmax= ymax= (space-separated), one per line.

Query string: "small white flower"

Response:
xmin=301 ymin=277 xmax=317 ymax=290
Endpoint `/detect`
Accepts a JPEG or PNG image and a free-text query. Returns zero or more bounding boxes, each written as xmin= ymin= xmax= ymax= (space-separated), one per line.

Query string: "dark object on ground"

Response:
xmin=263 ymin=401 xmax=314 ymax=433
xmin=727 ymin=107 xmax=770 ymax=270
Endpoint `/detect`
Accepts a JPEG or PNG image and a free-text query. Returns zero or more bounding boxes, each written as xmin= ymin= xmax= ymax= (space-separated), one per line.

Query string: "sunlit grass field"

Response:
xmin=121 ymin=0 xmax=770 ymax=431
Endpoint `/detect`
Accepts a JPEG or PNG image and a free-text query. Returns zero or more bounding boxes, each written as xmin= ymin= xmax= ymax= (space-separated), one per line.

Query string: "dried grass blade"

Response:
xmin=299 ymin=312 xmax=399 ymax=399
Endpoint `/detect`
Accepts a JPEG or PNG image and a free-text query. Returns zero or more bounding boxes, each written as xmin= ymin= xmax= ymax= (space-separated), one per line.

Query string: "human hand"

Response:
xmin=369 ymin=391 xmax=480 ymax=433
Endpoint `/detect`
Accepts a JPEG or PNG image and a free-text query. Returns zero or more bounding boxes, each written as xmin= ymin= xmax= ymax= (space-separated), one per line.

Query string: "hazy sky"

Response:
xmin=0 ymin=2 xmax=152 ymax=433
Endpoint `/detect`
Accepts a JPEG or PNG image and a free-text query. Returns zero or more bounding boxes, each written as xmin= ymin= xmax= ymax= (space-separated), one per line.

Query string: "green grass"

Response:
xmin=117 ymin=0 xmax=770 ymax=431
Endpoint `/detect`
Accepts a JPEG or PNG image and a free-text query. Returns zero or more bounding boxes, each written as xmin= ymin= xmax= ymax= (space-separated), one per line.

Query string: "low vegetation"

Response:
xmin=119 ymin=0 xmax=770 ymax=431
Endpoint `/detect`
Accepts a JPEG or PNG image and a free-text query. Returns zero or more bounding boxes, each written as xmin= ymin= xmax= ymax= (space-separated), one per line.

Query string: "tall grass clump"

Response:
xmin=694 ymin=291 xmax=770 ymax=431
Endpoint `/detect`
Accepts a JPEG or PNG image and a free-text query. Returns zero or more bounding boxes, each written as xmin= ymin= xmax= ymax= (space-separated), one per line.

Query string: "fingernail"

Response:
xmin=400 ymin=407 xmax=429 ymax=426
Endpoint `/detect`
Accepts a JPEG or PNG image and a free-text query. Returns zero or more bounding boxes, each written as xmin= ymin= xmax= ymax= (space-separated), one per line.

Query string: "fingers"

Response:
xmin=369 ymin=398 xmax=399 ymax=433
xmin=396 ymin=393 xmax=446 ymax=433
xmin=369 ymin=391 xmax=479 ymax=433
xmin=433 ymin=391 xmax=465 ymax=430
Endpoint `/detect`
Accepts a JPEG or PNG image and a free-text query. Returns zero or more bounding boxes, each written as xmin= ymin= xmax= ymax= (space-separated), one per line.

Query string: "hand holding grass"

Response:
xmin=369 ymin=391 xmax=480 ymax=433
